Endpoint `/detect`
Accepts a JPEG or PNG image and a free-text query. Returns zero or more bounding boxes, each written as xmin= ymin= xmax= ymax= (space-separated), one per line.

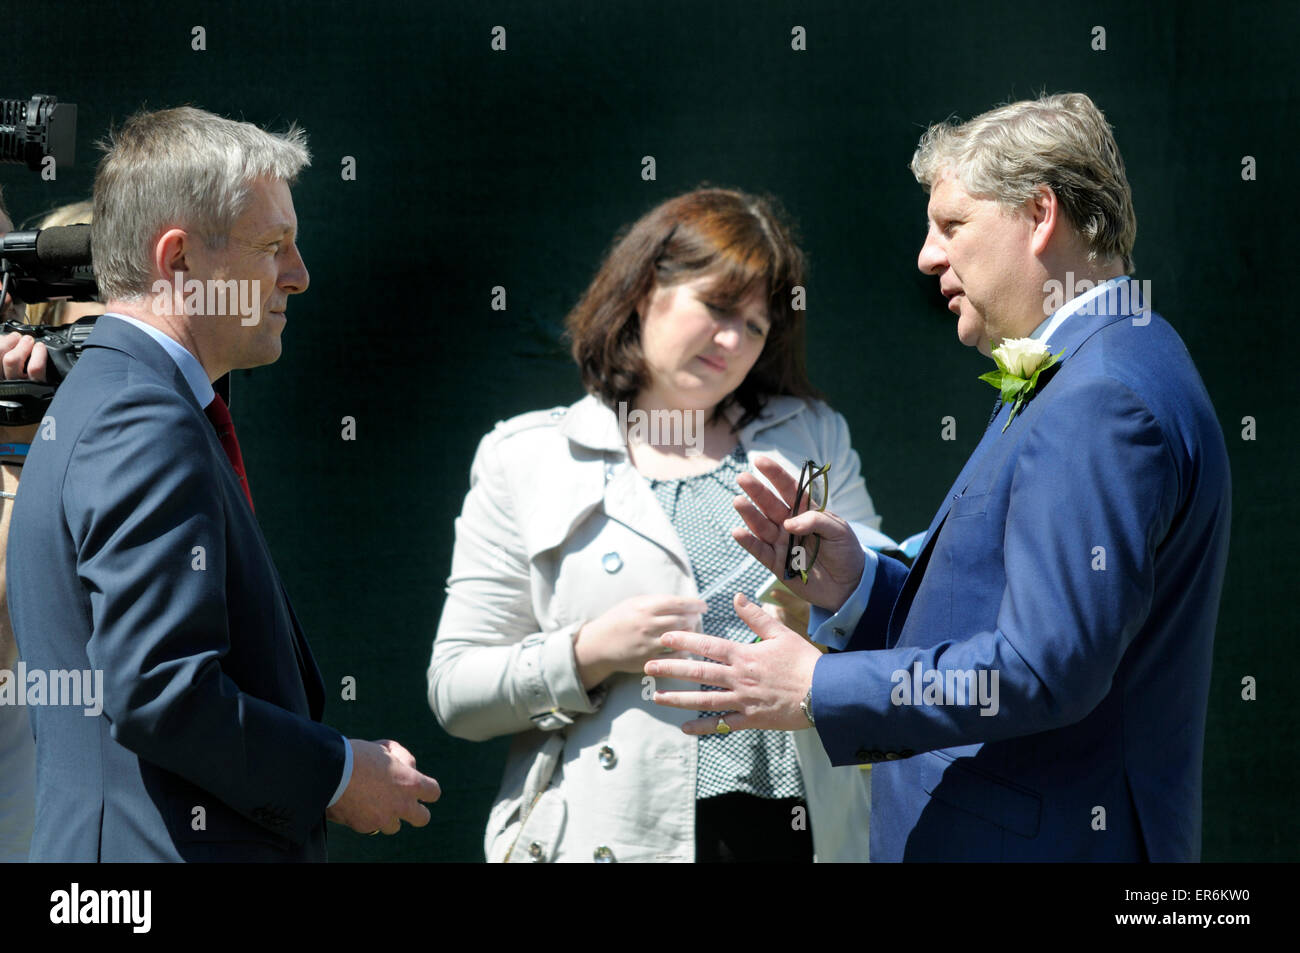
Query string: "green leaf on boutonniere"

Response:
xmin=1001 ymin=375 xmax=1027 ymax=405
xmin=979 ymin=346 xmax=1063 ymax=432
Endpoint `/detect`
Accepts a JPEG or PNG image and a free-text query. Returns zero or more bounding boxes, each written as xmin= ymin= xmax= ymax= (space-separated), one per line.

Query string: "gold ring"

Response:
xmin=715 ymin=718 xmax=732 ymax=735
xmin=369 ymin=830 xmax=381 ymax=836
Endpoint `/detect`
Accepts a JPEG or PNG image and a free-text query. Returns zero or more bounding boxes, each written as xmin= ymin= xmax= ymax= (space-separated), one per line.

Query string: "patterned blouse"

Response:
xmin=647 ymin=445 xmax=806 ymax=802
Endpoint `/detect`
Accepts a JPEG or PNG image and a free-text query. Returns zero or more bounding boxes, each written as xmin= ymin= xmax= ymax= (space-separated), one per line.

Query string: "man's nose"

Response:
xmin=917 ymin=231 xmax=946 ymax=275
xmin=280 ymin=243 xmax=310 ymax=295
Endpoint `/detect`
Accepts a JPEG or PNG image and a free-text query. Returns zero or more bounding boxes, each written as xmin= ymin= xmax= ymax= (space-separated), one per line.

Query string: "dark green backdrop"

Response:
xmin=8 ymin=0 xmax=1295 ymax=861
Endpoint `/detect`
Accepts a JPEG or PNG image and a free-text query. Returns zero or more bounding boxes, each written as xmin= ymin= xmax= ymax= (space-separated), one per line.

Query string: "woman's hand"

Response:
xmin=732 ymin=455 xmax=866 ymax=613
xmin=572 ymin=594 xmax=707 ymax=690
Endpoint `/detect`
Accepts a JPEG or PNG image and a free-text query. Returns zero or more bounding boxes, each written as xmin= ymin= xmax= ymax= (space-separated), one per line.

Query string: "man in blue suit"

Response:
xmin=7 ymin=107 xmax=440 ymax=861
xmin=647 ymin=93 xmax=1231 ymax=861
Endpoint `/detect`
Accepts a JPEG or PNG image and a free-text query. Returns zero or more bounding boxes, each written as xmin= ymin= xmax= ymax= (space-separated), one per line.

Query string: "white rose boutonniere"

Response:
xmin=979 ymin=337 xmax=1062 ymax=432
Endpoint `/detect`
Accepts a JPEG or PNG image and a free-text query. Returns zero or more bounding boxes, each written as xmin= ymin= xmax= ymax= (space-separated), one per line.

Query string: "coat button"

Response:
xmin=855 ymin=748 xmax=871 ymax=764
xmin=527 ymin=841 xmax=545 ymax=862
xmin=602 ymin=552 xmax=623 ymax=573
xmin=593 ymin=845 xmax=615 ymax=862
xmin=598 ymin=745 xmax=616 ymax=769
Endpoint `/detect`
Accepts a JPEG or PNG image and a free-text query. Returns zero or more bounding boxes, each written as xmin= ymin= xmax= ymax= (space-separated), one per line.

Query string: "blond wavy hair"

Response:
xmin=911 ymin=92 xmax=1136 ymax=273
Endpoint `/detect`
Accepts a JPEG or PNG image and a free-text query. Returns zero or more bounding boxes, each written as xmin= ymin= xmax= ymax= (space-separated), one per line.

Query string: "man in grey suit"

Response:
xmin=7 ymin=106 xmax=440 ymax=861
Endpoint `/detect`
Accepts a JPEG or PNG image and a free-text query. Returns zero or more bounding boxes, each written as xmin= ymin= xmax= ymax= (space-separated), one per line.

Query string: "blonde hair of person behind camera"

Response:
xmin=24 ymin=200 xmax=96 ymax=326
xmin=91 ymin=106 xmax=310 ymax=302
xmin=910 ymin=92 xmax=1137 ymax=273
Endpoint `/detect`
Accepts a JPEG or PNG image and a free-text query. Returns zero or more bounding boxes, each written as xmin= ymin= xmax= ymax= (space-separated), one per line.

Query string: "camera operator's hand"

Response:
xmin=0 ymin=332 xmax=48 ymax=382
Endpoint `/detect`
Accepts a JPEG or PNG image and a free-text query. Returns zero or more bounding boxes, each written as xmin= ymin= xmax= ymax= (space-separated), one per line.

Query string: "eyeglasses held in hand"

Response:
xmin=784 ymin=460 xmax=830 ymax=583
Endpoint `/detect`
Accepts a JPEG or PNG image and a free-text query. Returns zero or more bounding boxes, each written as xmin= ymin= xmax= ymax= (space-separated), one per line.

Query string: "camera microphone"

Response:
xmin=3 ymin=224 xmax=92 ymax=268
xmin=1 ymin=225 xmax=96 ymax=304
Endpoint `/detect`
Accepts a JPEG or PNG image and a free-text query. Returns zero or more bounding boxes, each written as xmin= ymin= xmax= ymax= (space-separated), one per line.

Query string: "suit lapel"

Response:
xmin=589 ymin=396 xmax=808 ymax=577
xmin=83 ymin=315 xmax=243 ymax=501
xmin=920 ymin=400 xmax=1012 ymax=552
xmin=555 ymin=396 xmax=695 ymax=574
xmin=885 ymin=399 xmax=1012 ymax=644
xmin=602 ymin=461 xmax=693 ymax=575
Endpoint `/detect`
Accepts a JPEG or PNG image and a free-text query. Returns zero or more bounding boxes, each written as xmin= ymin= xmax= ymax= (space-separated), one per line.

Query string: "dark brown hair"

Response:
xmin=565 ymin=188 xmax=818 ymax=430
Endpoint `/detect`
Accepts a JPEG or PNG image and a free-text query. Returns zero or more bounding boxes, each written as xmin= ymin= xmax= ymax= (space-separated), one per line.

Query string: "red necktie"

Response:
xmin=204 ymin=393 xmax=255 ymax=512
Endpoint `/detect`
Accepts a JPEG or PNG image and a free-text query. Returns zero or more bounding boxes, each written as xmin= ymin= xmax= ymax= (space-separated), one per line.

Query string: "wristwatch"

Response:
xmin=800 ymin=685 xmax=815 ymax=727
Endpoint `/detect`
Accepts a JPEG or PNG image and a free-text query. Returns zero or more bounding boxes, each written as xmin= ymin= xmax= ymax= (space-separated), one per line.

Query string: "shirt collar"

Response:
xmin=1030 ymin=276 xmax=1129 ymax=345
xmin=107 ymin=313 xmax=216 ymax=408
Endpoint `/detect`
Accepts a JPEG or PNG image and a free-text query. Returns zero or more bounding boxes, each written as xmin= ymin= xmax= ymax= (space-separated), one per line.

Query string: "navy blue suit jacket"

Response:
xmin=8 ymin=316 xmax=345 ymax=861
xmin=812 ymin=291 xmax=1231 ymax=861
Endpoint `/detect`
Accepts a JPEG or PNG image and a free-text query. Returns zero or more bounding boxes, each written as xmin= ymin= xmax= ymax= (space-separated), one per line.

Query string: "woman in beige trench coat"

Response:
xmin=428 ymin=188 xmax=883 ymax=862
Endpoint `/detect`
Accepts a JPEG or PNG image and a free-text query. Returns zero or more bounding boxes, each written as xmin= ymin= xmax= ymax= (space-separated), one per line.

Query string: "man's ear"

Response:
xmin=153 ymin=228 xmax=192 ymax=283
xmin=1028 ymin=185 xmax=1060 ymax=258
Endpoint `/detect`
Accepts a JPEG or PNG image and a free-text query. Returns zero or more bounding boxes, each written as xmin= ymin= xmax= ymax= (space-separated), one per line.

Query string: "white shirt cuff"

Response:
xmin=808 ymin=528 xmax=881 ymax=651
xmin=327 ymin=735 xmax=353 ymax=808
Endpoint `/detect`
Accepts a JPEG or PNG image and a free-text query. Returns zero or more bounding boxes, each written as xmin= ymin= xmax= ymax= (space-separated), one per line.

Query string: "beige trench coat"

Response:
xmin=428 ymin=394 xmax=881 ymax=862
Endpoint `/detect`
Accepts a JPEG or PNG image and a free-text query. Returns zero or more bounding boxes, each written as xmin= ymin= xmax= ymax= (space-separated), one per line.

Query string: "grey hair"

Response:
xmin=91 ymin=106 xmax=310 ymax=301
xmin=911 ymin=92 xmax=1136 ymax=273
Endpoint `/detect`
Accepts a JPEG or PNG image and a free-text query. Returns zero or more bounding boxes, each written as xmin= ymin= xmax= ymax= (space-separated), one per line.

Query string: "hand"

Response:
xmin=572 ymin=593 xmax=706 ymax=690
xmin=733 ymin=455 xmax=865 ymax=612
xmin=0 ymin=331 xmax=49 ymax=382
xmin=325 ymin=739 xmax=441 ymax=835
xmin=644 ymin=591 xmax=821 ymax=733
